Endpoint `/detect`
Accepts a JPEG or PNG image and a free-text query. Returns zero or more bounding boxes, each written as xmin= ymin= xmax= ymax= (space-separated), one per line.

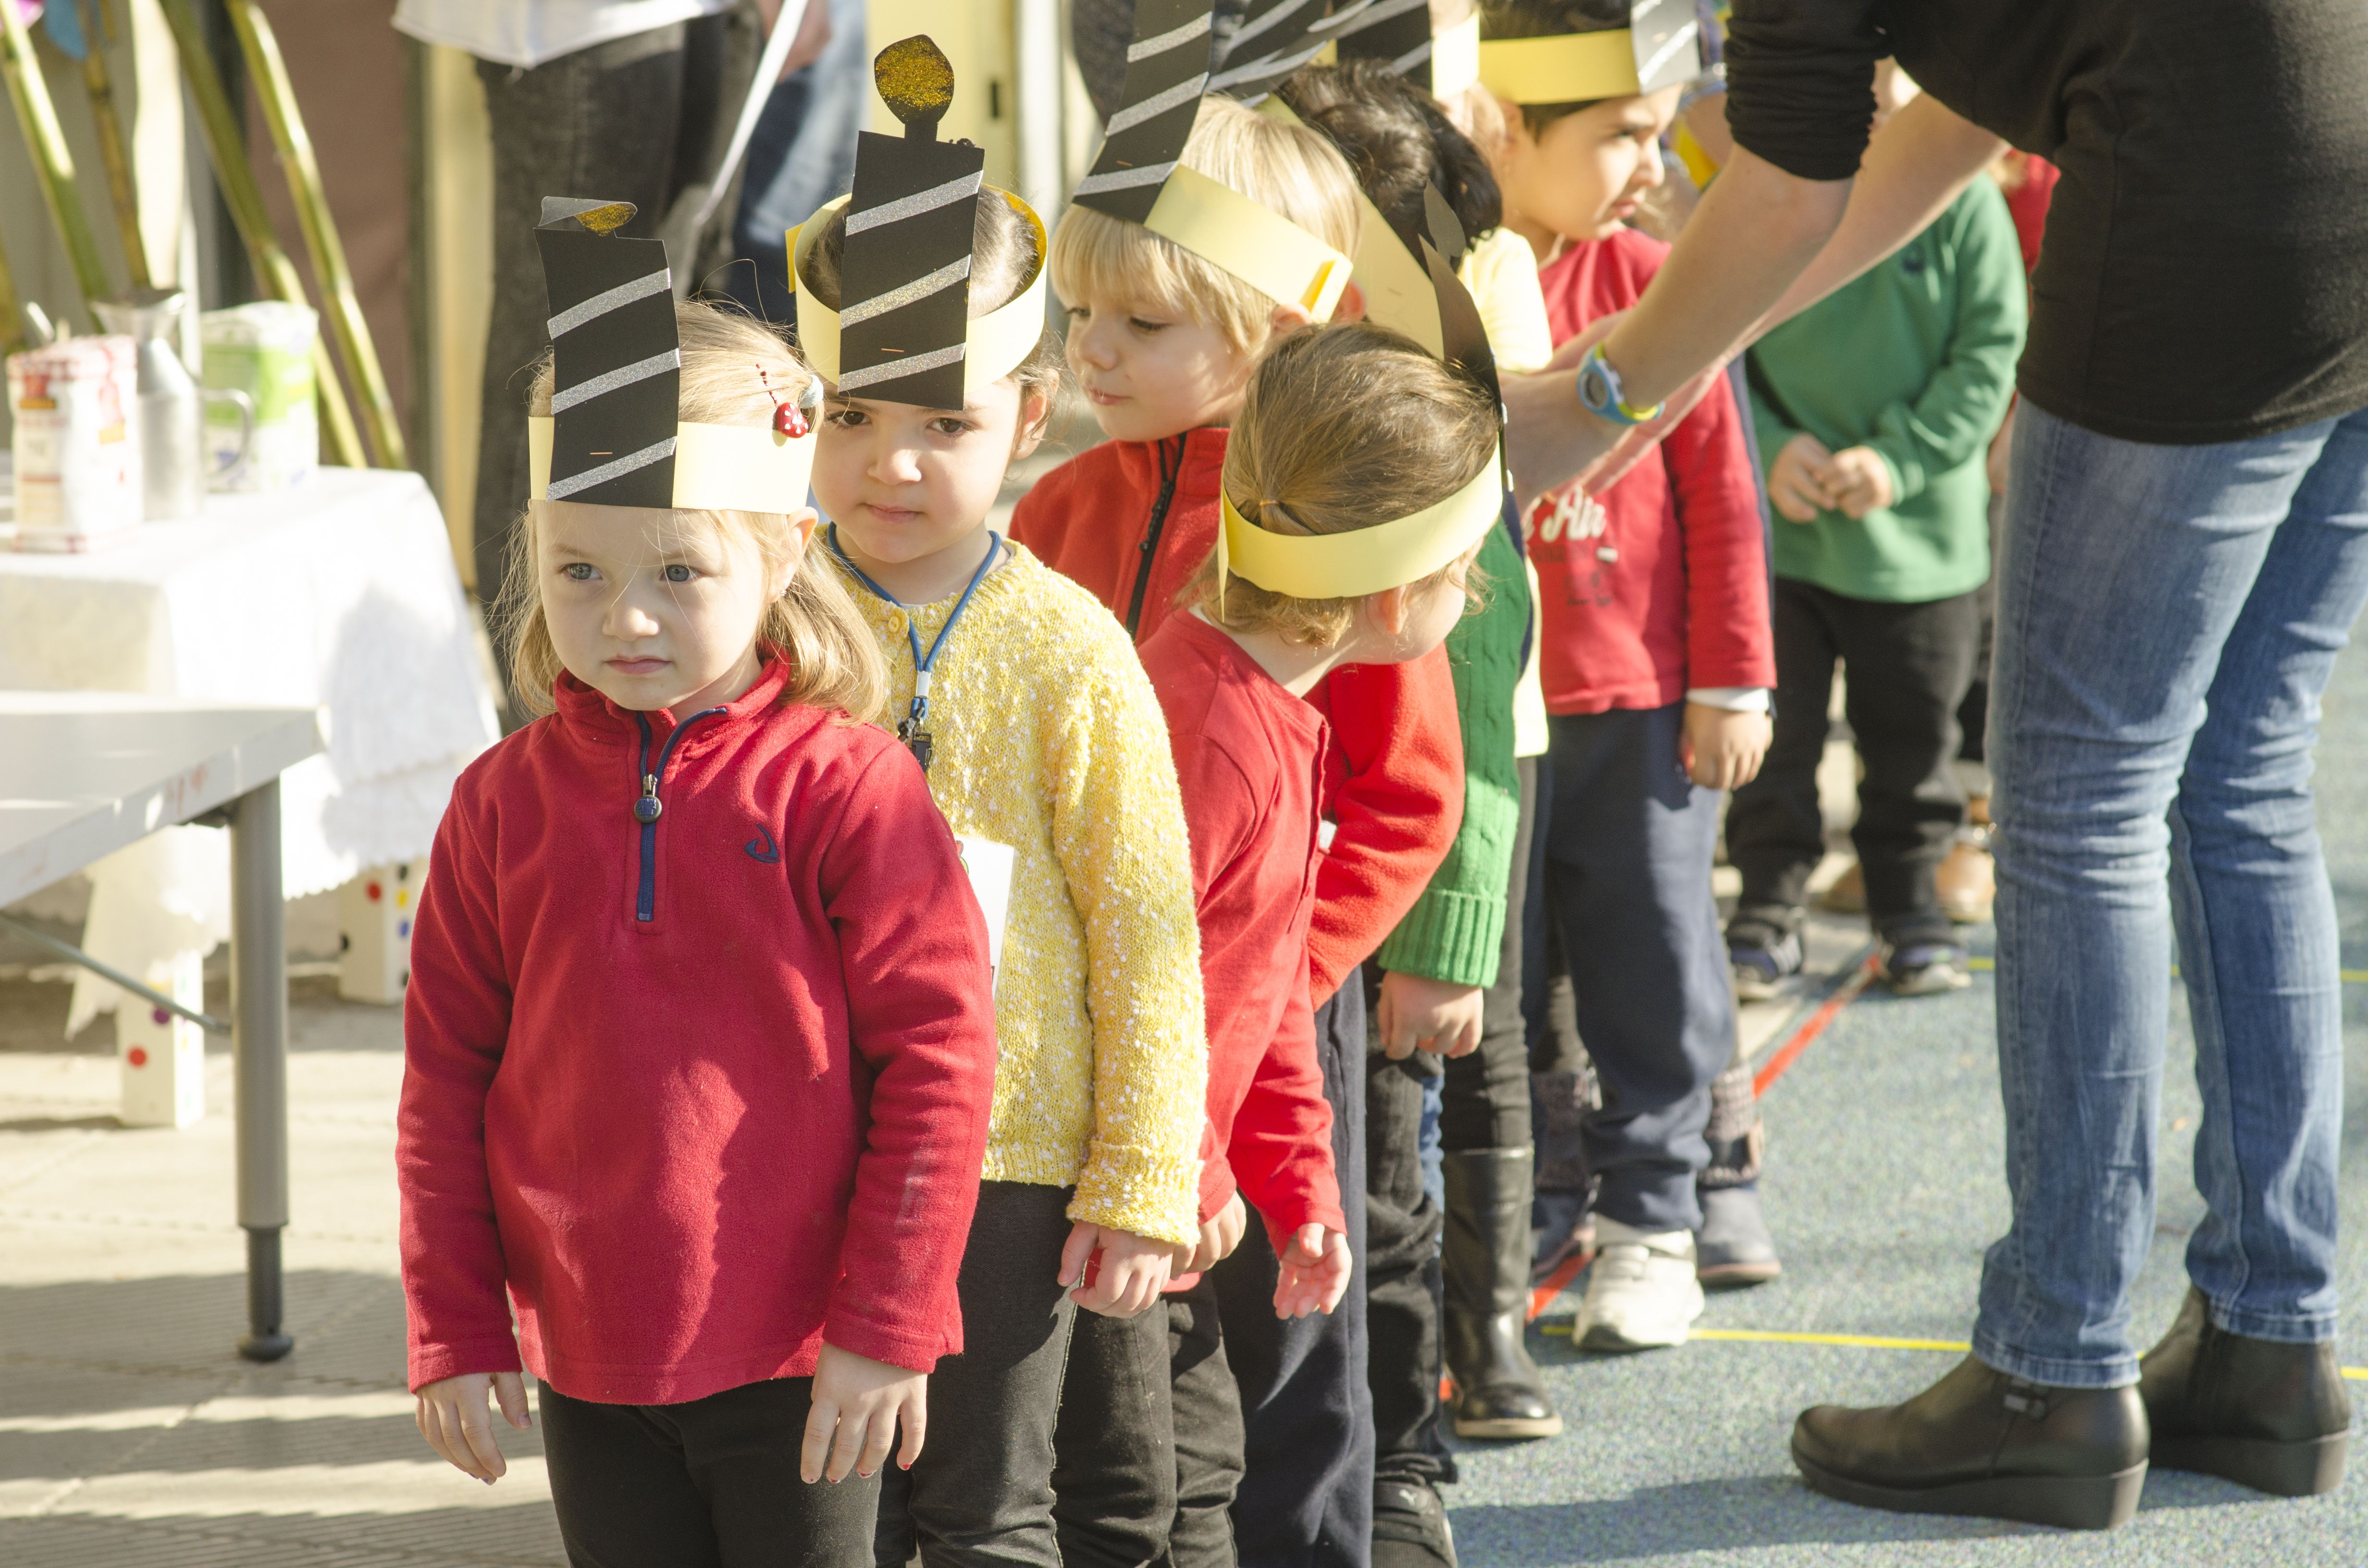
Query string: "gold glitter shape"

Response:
xmin=875 ymin=36 xmax=955 ymax=131
xmin=571 ymin=203 xmax=636 ymax=235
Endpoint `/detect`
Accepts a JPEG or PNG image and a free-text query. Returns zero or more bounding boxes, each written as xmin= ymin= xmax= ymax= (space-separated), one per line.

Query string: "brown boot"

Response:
xmin=1936 ymin=835 xmax=1995 ymax=924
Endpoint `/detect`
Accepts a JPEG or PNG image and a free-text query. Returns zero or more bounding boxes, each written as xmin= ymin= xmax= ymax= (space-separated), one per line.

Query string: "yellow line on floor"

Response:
xmin=1537 ymin=1321 xmax=2368 ymax=1379
xmin=1961 ymin=956 xmax=2368 ymax=983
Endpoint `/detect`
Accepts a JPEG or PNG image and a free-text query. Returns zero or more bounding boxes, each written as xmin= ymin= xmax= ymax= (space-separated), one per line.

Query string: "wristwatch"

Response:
xmin=1575 ymin=343 xmax=1662 ymax=427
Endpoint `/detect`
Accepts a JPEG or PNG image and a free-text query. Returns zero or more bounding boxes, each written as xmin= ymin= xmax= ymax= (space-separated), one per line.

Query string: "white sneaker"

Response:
xmin=1574 ymin=1217 xmax=1705 ymax=1351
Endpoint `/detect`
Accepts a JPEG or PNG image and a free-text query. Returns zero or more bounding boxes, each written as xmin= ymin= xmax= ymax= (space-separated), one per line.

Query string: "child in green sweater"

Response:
xmin=1724 ymin=143 xmax=2026 ymax=996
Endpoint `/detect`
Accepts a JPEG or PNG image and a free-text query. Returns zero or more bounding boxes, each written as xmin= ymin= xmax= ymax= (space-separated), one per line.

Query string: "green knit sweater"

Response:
xmin=1746 ymin=177 xmax=2026 ymax=603
xmin=1373 ymin=520 xmax=1529 ymax=988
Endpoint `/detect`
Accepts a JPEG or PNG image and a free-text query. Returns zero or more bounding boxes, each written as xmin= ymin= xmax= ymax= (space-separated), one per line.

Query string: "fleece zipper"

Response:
xmin=1123 ymin=435 xmax=1185 ymax=640
xmin=630 ymin=707 xmax=725 ymax=923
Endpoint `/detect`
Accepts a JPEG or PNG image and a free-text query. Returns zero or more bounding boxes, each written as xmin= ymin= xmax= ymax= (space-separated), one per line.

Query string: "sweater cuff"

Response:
xmin=1069 ymin=1142 xmax=1206 ymax=1249
xmin=1372 ymin=887 xmax=1506 ymax=989
xmin=407 ymin=1335 xmax=523 ymax=1393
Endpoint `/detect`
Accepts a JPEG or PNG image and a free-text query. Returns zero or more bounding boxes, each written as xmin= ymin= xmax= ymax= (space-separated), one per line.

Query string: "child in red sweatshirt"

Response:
xmin=1483 ymin=0 xmax=1775 ymax=1355
xmin=399 ymin=294 xmax=999 ymax=1566
xmin=1135 ymin=323 xmax=1505 ymax=1568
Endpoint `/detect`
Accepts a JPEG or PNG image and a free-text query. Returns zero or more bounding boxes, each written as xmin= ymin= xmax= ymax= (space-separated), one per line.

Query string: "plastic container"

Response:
xmin=201 ymin=301 xmax=318 ymax=491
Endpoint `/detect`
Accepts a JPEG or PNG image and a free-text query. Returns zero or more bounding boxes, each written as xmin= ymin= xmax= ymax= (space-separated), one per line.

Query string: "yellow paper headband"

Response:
xmin=528 ymin=416 xmax=818 ymax=512
xmin=1477 ymin=32 xmax=1640 ymax=104
xmin=789 ymin=189 xmax=1053 ymax=400
xmin=1142 ymin=163 xmax=1354 ymax=321
xmin=1218 ymin=441 xmax=1506 ymax=601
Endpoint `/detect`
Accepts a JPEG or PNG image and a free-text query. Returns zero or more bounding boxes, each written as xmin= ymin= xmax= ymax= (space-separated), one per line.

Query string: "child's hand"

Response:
xmin=1061 ymin=1221 xmax=1183 ymax=1318
xmin=1769 ymin=433 xmax=1835 ymax=522
xmin=1274 ymin=1225 xmax=1352 ymax=1319
xmin=1375 ymin=971 xmax=1485 ymax=1059
xmin=415 ymin=1371 xmax=530 ymax=1484
xmin=1184 ymin=1191 xmax=1248 ymax=1275
xmin=804 ymin=1341 xmax=926 ymax=1483
xmin=1826 ymin=446 xmax=1896 ymax=518
xmin=1681 ymin=702 xmax=1772 ymax=792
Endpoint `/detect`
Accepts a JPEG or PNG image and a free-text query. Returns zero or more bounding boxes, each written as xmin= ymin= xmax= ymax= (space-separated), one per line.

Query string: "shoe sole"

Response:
xmin=1792 ymin=1444 xmax=2145 ymax=1531
xmin=1941 ymin=902 xmax=1992 ymax=925
xmin=1576 ymin=1320 xmax=1691 ymax=1353
xmin=1886 ymin=969 xmax=1972 ymax=997
xmin=1734 ymin=975 xmax=1783 ymax=1002
xmin=1698 ymin=1259 xmax=1782 ymax=1290
xmin=1454 ymin=1411 xmax=1566 ymax=1440
xmin=2151 ymin=1429 xmax=2348 ymax=1497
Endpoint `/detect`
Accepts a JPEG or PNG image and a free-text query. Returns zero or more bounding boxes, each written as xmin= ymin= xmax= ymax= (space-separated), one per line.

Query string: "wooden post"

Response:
xmin=0 ymin=225 xmax=26 ymax=356
xmin=154 ymin=0 xmax=365 ymax=468
xmin=0 ymin=0 xmax=116 ymax=316
xmin=227 ymin=0 xmax=407 ymax=469
xmin=78 ymin=0 xmax=151 ymax=291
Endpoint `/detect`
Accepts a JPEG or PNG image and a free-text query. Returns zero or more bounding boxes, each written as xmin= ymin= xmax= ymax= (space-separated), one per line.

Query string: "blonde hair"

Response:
xmin=1050 ymin=96 xmax=1364 ymax=356
xmin=503 ymin=302 xmax=888 ymax=721
xmin=1190 ymin=322 xmax=1499 ymax=646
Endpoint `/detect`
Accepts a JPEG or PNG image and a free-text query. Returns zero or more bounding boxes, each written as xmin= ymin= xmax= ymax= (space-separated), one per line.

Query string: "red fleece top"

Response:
xmin=397 ymin=660 xmax=999 ymax=1404
xmin=1140 ymin=612 xmax=1344 ymax=1269
xmin=1529 ymin=231 xmax=1774 ymax=712
xmin=1013 ymin=431 xmax=1462 ymax=996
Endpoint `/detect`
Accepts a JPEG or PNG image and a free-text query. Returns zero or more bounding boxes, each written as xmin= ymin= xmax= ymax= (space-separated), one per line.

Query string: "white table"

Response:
xmin=0 ymin=467 xmax=498 ymax=1031
xmin=0 ymin=692 xmax=322 ymax=1360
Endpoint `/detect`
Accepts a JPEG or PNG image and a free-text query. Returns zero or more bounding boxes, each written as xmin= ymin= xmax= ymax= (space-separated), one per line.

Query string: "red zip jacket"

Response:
xmin=1013 ymin=430 xmax=1463 ymax=998
xmin=1141 ymin=612 xmax=1344 ymax=1270
xmin=1529 ymin=230 xmax=1774 ymax=712
xmin=398 ymin=659 xmax=999 ymax=1404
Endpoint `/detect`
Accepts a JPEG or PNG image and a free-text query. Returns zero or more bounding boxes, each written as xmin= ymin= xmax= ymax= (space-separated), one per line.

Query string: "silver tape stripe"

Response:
xmin=1105 ymin=74 xmax=1209 ymax=136
xmin=841 ymin=256 xmax=974 ymax=327
xmin=545 ymin=436 xmax=677 ymax=500
xmin=549 ymin=349 xmax=681 ymax=413
xmin=836 ymin=342 xmax=966 ymax=393
xmin=1385 ymin=40 xmax=1433 ymax=75
xmin=1327 ymin=0 xmax=1425 ymax=35
xmin=1128 ymin=11 xmax=1212 ymax=60
xmin=1073 ymin=161 xmax=1175 ymax=196
xmin=1638 ymin=22 xmax=1702 ymax=86
xmin=1208 ymin=38 xmax=1328 ymax=92
xmin=546 ymin=268 xmax=670 ymax=339
xmin=846 ymin=171 xmax=987 ymax=235
xmin=1223 ymin=0 xmax=1321 ymax=56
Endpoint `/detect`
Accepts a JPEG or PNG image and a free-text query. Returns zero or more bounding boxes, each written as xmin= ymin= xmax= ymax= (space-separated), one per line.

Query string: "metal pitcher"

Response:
xmin=92 ymin=290 xmax=255 ymax=520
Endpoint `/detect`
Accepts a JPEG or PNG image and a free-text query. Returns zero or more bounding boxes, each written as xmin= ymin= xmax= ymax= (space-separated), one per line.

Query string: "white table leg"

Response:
xmin=230 ymin=780 xmax=293 ymax=1362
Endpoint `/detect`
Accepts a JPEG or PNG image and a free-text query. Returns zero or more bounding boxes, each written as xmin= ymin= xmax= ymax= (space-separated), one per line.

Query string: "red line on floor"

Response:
xmin=1752 ymin=949 xmax=1881 ymax=1098
xmin=1526 ymin=1250 xmax=1589 ymax=1323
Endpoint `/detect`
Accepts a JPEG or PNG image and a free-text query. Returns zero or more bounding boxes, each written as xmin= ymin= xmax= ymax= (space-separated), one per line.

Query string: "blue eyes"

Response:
xmin=557 ymin=562 xmax=695 ymax=583
xmin=562 ymin=563 xmax=596 ymax=581
xmin=663 ymin=564 xmax=693 ymax=584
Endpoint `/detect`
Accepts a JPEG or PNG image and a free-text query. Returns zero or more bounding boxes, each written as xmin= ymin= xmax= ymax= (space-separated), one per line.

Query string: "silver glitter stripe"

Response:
xmin=1208 ymin=38 xmax=1328 ymax=92
xmin=1311 ymin=0 xmax=1376 ymax=34
xmin=1325 ymin=0 xmax=1425 ymax=35
xmin=545 ymin=436 xmax=676 ymax=500
xmin=1222 ymin=0 xmax=1321 ymax=56
xmin=837 ymin=342 xmax=965 ymax=393
xmin=846 ymin=172 xmax=986 ymax=235
xmin=1128 ymin=11 xmax=1212 ymax=60
xmin=550 ymin=349 xmax=680 ymax=413
xmin=546 ymin=268 xmax=670 ymax=339
xmin=1637 ymin=21 xmax=1701 ymax=86
xmin=1073 ymin=161 xmax=1175 ymax=196
xmin=1385 ymin=40 xmax=1433 ymax=75
xmin=841 ymin=256 xmax=973 ymax=327
xmin=1106 ymin=73 xmax=1209 ymax=136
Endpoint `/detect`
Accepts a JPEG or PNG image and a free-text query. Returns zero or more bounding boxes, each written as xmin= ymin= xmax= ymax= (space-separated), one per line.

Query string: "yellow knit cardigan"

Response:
xmin=828 ymin=542 xmax=1208 ymax=1247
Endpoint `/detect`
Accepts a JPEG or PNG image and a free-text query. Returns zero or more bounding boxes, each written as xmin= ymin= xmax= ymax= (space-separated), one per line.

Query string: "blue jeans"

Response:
xmin=724 ymin=0 xmax=866 ymax=325
xmin=1974 ymin=400 xmax=2368 ymax=1388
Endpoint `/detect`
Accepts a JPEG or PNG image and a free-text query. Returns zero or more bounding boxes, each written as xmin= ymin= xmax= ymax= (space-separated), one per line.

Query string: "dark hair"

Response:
xmin=1280 ymin=61 xmax=1502 ymax=248
xmin=1480 ymin=0 xmax=1630 ymax=138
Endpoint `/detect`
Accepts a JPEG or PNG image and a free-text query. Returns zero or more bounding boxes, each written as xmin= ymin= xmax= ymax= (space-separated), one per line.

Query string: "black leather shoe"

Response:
xmin=1443 ymin=1149 xmax=1563 ymax=1439
xmin=1792 ymin=1354 xmax=2148 ymax=1530
xmin=1371 ymin=1476 xmax=1457 ymax=1568
xmin=2139 ymin=1286 xmax=2351 ymax=1496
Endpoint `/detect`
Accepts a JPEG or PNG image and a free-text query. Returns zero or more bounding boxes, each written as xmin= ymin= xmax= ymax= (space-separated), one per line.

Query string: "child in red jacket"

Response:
xmin=1137 ymin=323 xmax=1506 ymax=1568
xmin=1482 ymin=0 xmax=1775 ymax=1354
xmin=399 ymin=292 xmax=999 ymax=1566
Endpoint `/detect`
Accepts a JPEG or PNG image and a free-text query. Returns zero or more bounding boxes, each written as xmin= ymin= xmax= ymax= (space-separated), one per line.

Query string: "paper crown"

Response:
xmin=788 ymin=37 xmax=1050 ymax=405
xmin=1477 ymin=0 xmax=1703 ymax=104
xmin=1330 ymin=0 xmax=1483 ymax=98
xmin=530 ymin=197 xmax=817 ymax=512
xmin=1071 ymin=0 xmax=1352 ymax=322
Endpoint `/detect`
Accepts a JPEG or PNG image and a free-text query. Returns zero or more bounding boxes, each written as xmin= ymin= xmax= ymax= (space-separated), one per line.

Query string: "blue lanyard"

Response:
xmin=828 ymin=525 xmax=1000 ymax=750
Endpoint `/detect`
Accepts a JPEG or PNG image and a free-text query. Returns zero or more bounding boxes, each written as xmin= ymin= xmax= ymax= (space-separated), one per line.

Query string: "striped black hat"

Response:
xmin=535 ymin=199 xmax=679 ymax=507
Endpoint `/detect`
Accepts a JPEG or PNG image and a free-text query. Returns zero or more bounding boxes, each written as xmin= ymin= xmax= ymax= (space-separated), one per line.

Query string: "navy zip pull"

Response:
xmin=635 ymin=775 xmax=661 ymax=822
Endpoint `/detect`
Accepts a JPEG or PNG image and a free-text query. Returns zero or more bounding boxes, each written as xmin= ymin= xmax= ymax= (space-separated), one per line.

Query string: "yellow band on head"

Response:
xmin=1218 ymin=442 xmax=1505 ymax=600
xmin=1144 ymin=164 xmax=1354 ymax=322
xmin=1477 ymin=33 xmax=1638 ymax=104
xmin=789 ymin=189 xmax=1052 ymax=401
xmin=528 ymin=416 xmax=818 ymax=513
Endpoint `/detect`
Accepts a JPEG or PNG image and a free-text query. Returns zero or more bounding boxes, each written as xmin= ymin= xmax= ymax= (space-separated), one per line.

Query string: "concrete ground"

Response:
xmin=5 ymin=653 xmax=2366 ymax=1566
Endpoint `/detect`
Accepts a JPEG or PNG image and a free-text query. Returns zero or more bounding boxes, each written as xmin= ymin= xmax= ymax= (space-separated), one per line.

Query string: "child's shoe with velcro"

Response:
xmin=1574 ymin=1218 xmax=1704 ymax=1352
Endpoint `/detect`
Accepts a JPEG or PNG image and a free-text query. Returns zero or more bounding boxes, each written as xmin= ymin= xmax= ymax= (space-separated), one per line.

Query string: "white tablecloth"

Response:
xmin=0 ymin=467 xmax=498 ymax=1032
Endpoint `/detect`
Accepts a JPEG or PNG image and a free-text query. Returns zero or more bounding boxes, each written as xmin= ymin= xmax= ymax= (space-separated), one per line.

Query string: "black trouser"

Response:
xmin=1168 ymin=1275 xmax=1244 ymax=1568
xmin=540 ymin=1377 xmax=879 ymax=1568
xmin=1051 ymin=1292 xmax=1175 ymax=1568
xmin=1211 ymin=980 xmax=1370 ymax=1568
xmin=876 ymin=1182 xmax=1076 ymax=1568
xmin=1727 ymin=577 xmax=1983 ymax=950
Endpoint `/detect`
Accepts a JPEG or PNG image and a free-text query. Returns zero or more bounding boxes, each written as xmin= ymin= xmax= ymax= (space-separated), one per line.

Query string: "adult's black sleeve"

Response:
xmin=1722 ymin=0 xmax=1888 ymax=182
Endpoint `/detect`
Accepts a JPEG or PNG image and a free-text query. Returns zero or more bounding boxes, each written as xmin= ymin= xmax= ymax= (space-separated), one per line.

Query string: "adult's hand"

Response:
xmin=1505 ymin=320 xmax=1734 ymax=507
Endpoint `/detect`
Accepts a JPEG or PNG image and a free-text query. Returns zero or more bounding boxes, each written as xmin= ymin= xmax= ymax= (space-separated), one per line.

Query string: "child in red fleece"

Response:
xmin=399 ymin=304 xmax=999 ymax=1566
xmin=1484 ymin=0 xmax=1774 ymax=1354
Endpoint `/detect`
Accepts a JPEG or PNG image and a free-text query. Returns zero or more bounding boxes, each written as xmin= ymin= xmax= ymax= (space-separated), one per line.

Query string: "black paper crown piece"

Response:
xmin=1331 ymin=0 xmax=1446 ymax=93
xmin=837 ymin=37 xmax=987 ymax=409
xmin=1209 ymin=0 xmax=1337 ymax=104
xmin=1071 ymin=0 xmax=1218 ymax=224
xmin=536 ymin=197 xmax=680 ymax=507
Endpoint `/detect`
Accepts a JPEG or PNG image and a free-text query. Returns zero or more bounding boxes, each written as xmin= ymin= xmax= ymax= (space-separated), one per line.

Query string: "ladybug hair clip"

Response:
xmin=760 ymin=365 xmax=822 ymax=439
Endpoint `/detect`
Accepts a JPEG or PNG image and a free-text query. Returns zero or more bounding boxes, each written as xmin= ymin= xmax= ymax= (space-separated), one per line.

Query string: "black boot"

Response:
xmin=1442 ymin=1148 xmax=1562 ymax=1440
xmin=1792 ymin=1354 xmax=2149 ymax=1530
xmin=2139 ymin=1286 xmax=2351 ymax=1496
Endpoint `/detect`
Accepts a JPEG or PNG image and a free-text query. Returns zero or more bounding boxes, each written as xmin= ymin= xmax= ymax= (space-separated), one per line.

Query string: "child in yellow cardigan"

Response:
xmin=797 ymin=142 xmax=1208 ymax=1568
